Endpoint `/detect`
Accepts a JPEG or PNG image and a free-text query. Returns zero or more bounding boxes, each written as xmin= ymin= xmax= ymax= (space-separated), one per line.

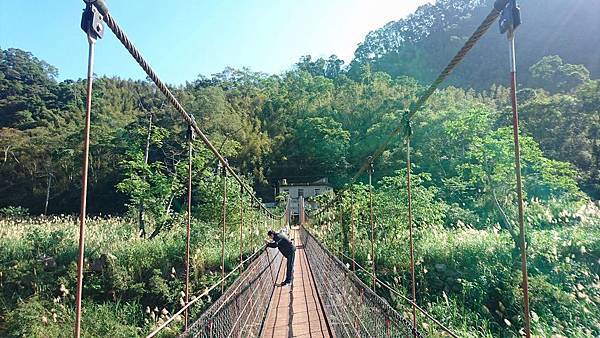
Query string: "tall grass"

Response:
xmin=319 ymin=202 xmax=600 ymax=337
xmin=0 ymin=215 xmax=271 ymax=337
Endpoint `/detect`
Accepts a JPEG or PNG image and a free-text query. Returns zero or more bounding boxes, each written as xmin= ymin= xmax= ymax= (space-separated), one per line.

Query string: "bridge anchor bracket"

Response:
xmin=81 ymin=1 xmax=105 ymax=41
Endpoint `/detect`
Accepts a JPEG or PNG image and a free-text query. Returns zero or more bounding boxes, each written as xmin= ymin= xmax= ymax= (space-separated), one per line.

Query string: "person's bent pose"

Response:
xmin=266 ymin=230 xmax=296 ymax=286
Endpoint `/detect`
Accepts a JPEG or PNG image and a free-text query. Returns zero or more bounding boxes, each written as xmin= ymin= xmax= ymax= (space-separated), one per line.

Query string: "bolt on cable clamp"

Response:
xmin=498 ymin=0 xmax=521 ymax=34
xmin=401 ymin=111 xmax=412 ymax=138
xmin=187 ymin=115 xmax=195 ymax=141
xmin=186 ymin=124 xmax=195 ymax=141
xmin=81 ymin=1 xmax=104 ymax=40
xmin=367 ymin=156 xmax=374 ymax=174
xmin=493 ymin=0 xmax=510 ymax=11
xmin=222 ymin=159 xmax=228 ymax=176
xmin=409 ymin=101 xmax=419 ymax=113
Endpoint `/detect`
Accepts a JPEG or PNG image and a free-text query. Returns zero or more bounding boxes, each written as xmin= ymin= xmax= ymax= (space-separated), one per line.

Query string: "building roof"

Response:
xmin=279 ymin=177 xmax=331 ymax=187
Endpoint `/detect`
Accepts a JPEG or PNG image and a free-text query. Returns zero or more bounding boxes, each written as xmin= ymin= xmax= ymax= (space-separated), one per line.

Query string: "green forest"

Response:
xmin=1 ymin=0 xmax=599 ymax=336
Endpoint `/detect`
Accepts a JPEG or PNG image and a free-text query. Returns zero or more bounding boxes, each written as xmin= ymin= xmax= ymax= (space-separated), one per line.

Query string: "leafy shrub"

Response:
xmin=4 ymin=297 xmax=144 ymax=337
xmin=0 ymin=206 xmax=29 ymax=218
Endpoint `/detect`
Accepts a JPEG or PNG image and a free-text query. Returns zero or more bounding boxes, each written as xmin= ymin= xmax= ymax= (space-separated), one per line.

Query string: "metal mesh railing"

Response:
xmin=183 ymin=247 xmax=282 ymax=338
xmin=301 ymin=227 xmax=422 ymax=338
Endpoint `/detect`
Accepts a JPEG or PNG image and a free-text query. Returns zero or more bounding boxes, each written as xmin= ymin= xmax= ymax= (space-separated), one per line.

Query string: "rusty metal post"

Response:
xmin=508 ymin=27 xmax=531 ymax=338
xmin=184 ymin=123 xmax=193 ymax=330
xmin=299 ymin=197 xmax=303 ymax=226
xmin=380 ymin=206 xmax=386 ymax=267
xmin=406 ymin=134 xmax=417 ymax=332
xmin=240 ymin=186 xmax=244 ymax=269
xmin=221 ymin=163 xmax=227 ymax=293
xmin=338 ymin=206 xmax=343 ymax=257
xmin=75 ymin=4 xmax=103 ymax=335
xmin=368 ymin=157 xmax=376 ymax=291
xmin=75 ymin=38 xmax=95 ymax=338
xmin=351 ymin=194 xmax=356 ymax=272
xmin=255 ymin=204 xmax=260 ymax=249
xmin=257 ymin=205 xmax=262 ymax=249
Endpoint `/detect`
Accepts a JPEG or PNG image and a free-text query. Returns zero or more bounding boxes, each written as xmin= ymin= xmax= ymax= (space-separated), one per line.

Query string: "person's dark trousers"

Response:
xmin=284 ymin=250 xmax=295 ymax=284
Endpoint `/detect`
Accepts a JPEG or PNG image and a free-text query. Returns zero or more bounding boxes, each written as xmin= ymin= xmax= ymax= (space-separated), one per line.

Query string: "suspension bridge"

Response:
xmin=74 ymin=0 xmax=531 ymax=337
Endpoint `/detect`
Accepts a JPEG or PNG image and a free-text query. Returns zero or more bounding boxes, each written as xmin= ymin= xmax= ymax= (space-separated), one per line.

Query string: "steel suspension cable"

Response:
xmin=348 ymin=6 xmax=505 ymax=185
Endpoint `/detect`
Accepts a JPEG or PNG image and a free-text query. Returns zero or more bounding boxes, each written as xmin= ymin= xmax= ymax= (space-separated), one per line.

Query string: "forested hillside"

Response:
xmin=1 ymin=46 xmax=598 ymax=215
xmin=1 ymin=0 xmax=600 ymax=336
xmin=350 ymin=0 xmax=600 ymax=89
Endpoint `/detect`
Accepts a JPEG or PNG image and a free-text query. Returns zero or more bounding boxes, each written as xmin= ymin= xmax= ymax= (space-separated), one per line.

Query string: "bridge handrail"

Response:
xmin=301 ymin=227 xmax=423 ymax=337
xmin=337 ymin=252 xmax=459 ymax=338
xmin=146 ymin=246 xmax=274 ymax=337
xmin=182 ymin=246 xmax=281 ymax=337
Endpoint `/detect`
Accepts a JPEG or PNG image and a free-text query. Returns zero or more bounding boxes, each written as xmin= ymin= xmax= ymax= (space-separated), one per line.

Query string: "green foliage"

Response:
xmin=4 ymin=297 xmax=143 ymax=338
xmin=2 ymin=46 xmax=598 ymax=212
xmin=290 ymin=116 xmax=350 ymax=175
xmin=295 ymin=55 xmax=345 ymax=79
xmin=0 ymin=206 xmax=29 ymax=217
xmin=519 ymin=83 xmax=600 ymax=199
xmin=376 ymin=170 xmax=448 ymax=232
xmin=459 ymin=127 xmax=581 ymax=221
xmin=529 ymin=55 xmax=591 ymax=93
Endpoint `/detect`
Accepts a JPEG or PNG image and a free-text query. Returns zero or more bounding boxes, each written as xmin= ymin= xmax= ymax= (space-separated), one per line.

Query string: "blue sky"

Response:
xmin=0 ymin=0 xmax=433 ymax=84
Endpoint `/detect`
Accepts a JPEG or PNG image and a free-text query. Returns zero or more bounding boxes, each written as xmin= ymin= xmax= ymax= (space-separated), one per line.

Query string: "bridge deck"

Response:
xmin=261 ymin=230 xmax=332 ymax=338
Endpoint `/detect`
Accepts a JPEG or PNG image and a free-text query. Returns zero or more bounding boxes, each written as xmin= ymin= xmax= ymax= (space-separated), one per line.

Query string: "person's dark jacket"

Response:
xmin=266 ymin=232 xmax=296 ymax=257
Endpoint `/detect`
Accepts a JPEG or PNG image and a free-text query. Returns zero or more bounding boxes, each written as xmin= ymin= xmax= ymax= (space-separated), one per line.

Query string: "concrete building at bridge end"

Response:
xmin=277 ymin=178 xmax=332 ymax=223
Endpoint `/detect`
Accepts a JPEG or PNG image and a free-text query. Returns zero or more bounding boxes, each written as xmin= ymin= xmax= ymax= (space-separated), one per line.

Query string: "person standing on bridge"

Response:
xmin=266 ymin=230 xmax=296 ymax=287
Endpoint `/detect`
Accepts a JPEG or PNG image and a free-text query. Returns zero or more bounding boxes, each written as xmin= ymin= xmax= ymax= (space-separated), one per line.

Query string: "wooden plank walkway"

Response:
xmin=261 ymin=230 xmax=332 ymax=338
